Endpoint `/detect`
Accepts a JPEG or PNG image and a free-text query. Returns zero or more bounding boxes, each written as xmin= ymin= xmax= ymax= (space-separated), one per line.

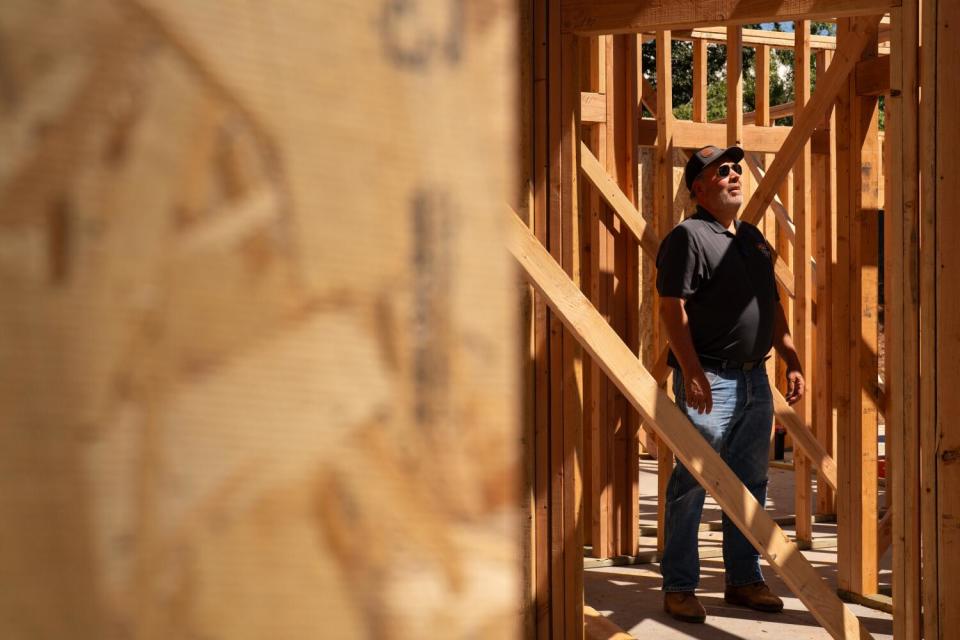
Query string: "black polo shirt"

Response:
xmin=656 ymin=206 xmax=779 ymax=364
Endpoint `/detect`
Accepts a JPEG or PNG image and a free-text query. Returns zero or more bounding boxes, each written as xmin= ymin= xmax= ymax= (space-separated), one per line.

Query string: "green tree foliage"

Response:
xmin=643 ymin=22 xmax=861 ymax=127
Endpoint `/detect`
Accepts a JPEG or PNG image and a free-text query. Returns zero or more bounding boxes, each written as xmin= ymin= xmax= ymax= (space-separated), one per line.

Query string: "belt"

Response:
xmin=698 ymin=354 xmax=769 ymax=371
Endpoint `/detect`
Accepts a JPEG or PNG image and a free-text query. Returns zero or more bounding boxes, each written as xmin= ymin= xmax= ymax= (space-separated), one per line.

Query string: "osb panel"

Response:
xmin=0 ymin=1 xmax=518 ymax=638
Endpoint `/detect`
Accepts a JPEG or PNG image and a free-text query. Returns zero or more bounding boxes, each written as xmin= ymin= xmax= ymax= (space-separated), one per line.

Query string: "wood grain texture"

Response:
xmin=935 ymin=0 xmax=960 ymax=631
xmin=653 ymin=30 xmax=675 ymax=555
xmin=833 ymin=19 xmax=856 ymax=595
xmin=793 ymin=20 xmax=814 ymax=547
xmin=886 ymin=5 xmax=922 ymax=637
xmin=0 ymin=2 xmax=518 ymax=638
xmin=814 ymin=48 xmax=838 ymax=518
xmin=919 ymin=0 xmax=939 ymax=637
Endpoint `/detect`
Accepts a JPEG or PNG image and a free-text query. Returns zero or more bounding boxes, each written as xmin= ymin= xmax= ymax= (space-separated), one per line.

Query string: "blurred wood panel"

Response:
xmin=0 ymin=2 xmax=518 ymax=638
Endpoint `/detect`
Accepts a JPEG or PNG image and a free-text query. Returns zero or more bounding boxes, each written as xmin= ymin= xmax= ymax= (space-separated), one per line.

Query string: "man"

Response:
xmin=656 ymin=145 xmax=805 ymax=624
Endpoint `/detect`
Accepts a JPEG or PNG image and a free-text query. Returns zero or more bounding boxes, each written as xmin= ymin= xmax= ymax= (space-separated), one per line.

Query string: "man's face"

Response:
xmin=693 ymin=158 xmax=743 ymax=212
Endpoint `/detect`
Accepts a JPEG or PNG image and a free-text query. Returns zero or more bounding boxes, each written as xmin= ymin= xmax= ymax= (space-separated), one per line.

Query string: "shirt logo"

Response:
xmin=756 ymin=241 xmax=772 ymax=261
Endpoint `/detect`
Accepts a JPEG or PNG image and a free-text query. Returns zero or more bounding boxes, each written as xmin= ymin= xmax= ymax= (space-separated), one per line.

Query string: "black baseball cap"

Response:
xmin=684 ymin=145 xmax=745 ymax=191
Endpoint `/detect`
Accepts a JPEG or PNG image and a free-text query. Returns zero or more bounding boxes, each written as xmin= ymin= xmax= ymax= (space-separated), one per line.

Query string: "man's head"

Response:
xmin=685 ymin=145 xmax=745 ymax=216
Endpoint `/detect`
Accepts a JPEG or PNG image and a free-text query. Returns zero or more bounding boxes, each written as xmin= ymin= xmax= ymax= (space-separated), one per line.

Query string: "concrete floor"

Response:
xmin=585 ymin=460 xmax=893 ymax=639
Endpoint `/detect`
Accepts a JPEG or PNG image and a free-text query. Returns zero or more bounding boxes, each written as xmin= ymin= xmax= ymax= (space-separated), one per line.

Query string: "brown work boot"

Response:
xmin=724 ymin=581 xmax=784 ymax=613
xmin=663 ymin=591 xmax=706 ymax=623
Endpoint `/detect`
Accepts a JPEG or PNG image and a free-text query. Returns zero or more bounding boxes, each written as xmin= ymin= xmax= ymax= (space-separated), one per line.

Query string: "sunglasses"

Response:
xmin=715 ymin=163 xmax=743 ymax=178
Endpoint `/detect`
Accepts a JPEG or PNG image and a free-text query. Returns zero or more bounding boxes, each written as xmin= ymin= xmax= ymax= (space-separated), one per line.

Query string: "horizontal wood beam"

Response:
xmin=637 ymin=118 xmax=831 ymax=155
xmin=855 ymin=54 xmax=891 ymax=96
xmin=507 ymin=210 xmax=871 ymax=640
xmin=638 ymin=119 xmax=787 ymax=153
xmin=562 ymin=0 xmax=898 ymax=36
xmin=581 ymin=91 xmax=607 ymax=123
xmin=674 ymin=26 xmax=838 ymax=50
xmin=650 ymin=28 xmax=890 ymax=55
xmin=712 ymin=101 xmax=795 ymax=125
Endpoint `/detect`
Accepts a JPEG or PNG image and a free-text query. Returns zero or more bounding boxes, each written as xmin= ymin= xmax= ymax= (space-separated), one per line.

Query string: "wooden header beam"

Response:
xmin=638 ymin=119 xmax=789 ymax=153
xmin=674 ymin=26 xmax=839 ymax=50
xmin=562 ymin=0 xmax=898 ymax=36
xmin=507 ymin=211 xmax=871 ymax=640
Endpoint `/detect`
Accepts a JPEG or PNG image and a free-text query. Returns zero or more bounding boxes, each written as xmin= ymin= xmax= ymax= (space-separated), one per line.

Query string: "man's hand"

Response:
xmin=785 ymin=369 xmax=805 ymax=405
xmin=684 ymin=368 xmax=713 ymax=414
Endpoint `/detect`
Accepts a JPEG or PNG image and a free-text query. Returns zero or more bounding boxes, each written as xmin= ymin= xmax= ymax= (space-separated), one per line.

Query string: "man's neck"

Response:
xmin=699 ymin=205 xmax=738 ymax=231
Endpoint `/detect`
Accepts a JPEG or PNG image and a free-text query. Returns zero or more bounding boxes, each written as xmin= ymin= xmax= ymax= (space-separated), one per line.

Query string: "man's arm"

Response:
xmin=772 ymin=302 xmax=805 ymax=405
xmin=660 ymin=297 xmax=713 ymax=414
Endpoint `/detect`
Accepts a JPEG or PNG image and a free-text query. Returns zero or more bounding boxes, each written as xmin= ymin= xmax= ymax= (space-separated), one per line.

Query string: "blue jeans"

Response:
xmin=661 ymin=365 xmax=774 ymax=592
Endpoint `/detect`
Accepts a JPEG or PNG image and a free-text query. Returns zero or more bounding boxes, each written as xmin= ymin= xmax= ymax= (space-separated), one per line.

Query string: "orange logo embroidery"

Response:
xmin=700 ymin=147 xmax=717 ymax=158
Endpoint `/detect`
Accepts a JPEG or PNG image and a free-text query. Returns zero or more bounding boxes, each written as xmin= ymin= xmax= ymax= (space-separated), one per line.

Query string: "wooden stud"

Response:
xmin=604 ymin=33 xmax=627 ymax=560
xmin=836 ymin=17 xmax=881 ymax=596
xmin=520 ymin=0 xmax=537 ymax=632
xmin=755 ymin=44 xmax=771 ymax=126
xmin=623 ymin=34 xmax=641 ymax=557
xmin=547 ymin=0 xmax=566 ymax=630
xmin=585 ymin=35 xmax=611 ymax=561
xmin=852 ymin=55 xmax=881 ymax=599
xmin=814 ymin=48 xmax=838 ymax=517
xmin=919 ymin=0 xmax=939 ymax=636
xmin=793 ymin=19 xmax=814 ymax=548
xmin=693 ymin=38 xmax=708 ymax=123
xmin=887 ymin=5 xmax=922 ymax=637
xmin=559 ymin=33 xmax=584 ymax=638
xmin=756 ymin=44 xmax=781 ymax=464
xmin=532 ymin=0 xmax=551 ymax=633
xmin=579 ymin=35 xmax=593 ymax=554
xmin=935 ymin=0 xmax=960 ymax=632
xmin=776 ymin=168 xmax=795 ymax=459
xmin=654 ymin=29 xmax=674 ymax=555
xmin=727 ymin=26 xmax=743 ymax=146
xmin=833 ymin=18 xmax=855 ymax=596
